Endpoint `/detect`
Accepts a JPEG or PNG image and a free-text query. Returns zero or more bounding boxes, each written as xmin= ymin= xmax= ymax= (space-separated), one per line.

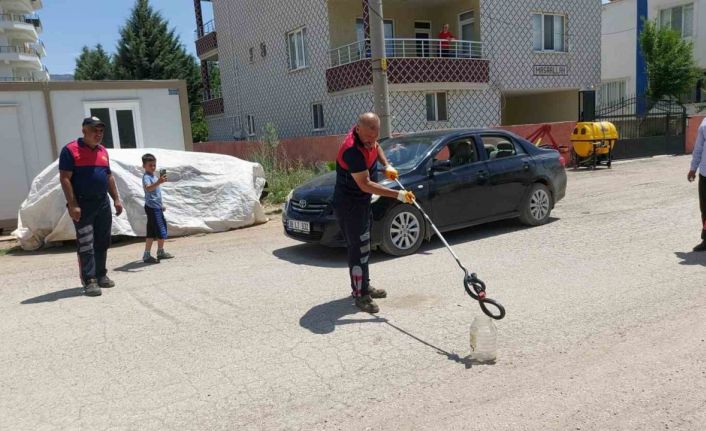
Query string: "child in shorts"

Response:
xmin=142 ymin=153 xmax=174 ymax=263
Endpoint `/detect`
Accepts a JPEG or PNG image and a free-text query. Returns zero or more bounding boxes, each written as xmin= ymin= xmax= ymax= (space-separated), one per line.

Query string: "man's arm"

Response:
xmin=107 ymin=174 xmax=123 ymax=215
xmin=376 ymin=143 xmax=390 ymax=167
xmin=691 ymin=124 xmax=705 ymax=173
xmin=59 ymin=170 xmax=82 ymax=222
xmin=351 ymin=171 xmax=413 ymax=203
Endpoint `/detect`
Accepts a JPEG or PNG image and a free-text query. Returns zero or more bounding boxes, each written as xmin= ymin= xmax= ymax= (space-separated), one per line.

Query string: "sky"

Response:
xmin=40 ymin=0 xmax=213 ymax=75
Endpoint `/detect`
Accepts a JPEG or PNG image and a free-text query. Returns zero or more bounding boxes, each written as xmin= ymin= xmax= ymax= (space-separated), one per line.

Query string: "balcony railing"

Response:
xmin=202 ymin=86 xmax=222 ymax=102
xmin=194 ymin=19 xmax=216 ymax=39
xmin=0 ymin=45 xmax=39 ymax=56
xmin=0 ymin=13 xmax=41 ymax=28
xmin=329 ymin=38 xmax=484 ymax=67
xmin=0 ymin=76 xmax=36 ymax=82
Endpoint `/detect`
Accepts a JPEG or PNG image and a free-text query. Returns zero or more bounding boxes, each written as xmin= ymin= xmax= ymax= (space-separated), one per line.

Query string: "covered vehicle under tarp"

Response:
xmin=13 ymin=148 xmax=267 ymax=251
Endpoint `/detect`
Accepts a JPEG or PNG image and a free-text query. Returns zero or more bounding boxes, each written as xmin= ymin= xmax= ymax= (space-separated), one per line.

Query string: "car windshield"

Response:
xmin=380 ymin=135 xmax=442 ymax=171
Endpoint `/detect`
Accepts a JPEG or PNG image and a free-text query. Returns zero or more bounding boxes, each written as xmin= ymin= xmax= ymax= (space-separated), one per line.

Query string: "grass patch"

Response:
xmin=0 ymin=245 xmax=19 ymax=256
xmin=250 ymin=123 xmax=324 ymax=205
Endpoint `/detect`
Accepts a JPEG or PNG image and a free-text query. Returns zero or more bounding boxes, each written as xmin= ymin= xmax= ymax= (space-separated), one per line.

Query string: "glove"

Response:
xmin=384 ymin=165 xmax=399 ymax=181
xmin=397 ymin=190 xmax=415 ymax=204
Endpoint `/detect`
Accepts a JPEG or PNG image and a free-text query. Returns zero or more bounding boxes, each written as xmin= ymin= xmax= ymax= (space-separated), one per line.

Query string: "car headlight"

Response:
xmin=285 ymin=190 xmax=294 ymax=210
xmin=371 ymin=194 xmax=381 ymax=204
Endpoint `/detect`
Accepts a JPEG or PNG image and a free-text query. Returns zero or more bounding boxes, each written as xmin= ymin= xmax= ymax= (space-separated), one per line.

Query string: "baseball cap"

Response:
xmin=82 ymin=116 xmax=106 ymax=128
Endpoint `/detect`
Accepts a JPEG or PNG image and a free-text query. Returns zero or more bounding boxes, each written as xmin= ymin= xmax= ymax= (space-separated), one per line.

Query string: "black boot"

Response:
xmin=693 ymin=241 xmax=706 ymax=252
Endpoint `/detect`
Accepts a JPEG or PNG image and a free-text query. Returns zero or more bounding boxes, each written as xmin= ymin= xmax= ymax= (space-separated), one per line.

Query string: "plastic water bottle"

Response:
xmin=470 ymin=316 xmax=497 ymax=362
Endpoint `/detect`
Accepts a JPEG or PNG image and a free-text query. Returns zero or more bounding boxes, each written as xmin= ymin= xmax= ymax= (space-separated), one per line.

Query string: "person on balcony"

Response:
xmin=439 ymin=24 xmax=455 ymax=57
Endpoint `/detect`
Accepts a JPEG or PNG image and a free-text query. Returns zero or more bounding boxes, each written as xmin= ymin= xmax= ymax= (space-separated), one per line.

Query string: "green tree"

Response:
xmin=191 ymin=107 xmax=209 ymax=142
xmin=209 ymin=62 xmax=221 ymax=96
xmin=640 ymin=20 xmax=701 ymax=101
xmin=113 ymin=0 xmax=203 ymax=141
xmin=74 ymin=44 xmax=113 ymax=80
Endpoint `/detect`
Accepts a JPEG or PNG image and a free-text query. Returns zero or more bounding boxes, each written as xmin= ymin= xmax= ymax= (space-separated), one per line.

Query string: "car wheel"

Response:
xmin=519 ymin=183 xmax=553 ymax=226
xmin=380 ymin=204 xmax=425 ymax=257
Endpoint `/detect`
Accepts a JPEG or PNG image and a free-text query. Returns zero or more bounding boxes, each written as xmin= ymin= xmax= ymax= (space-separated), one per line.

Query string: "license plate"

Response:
xmin=287 ymin=219 xmax=310 ymax=233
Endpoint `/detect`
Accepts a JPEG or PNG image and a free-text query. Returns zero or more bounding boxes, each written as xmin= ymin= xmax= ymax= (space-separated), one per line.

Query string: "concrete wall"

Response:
xmin=195 ymin=134 xmax=345 ymax=164
xmin=327 ymin=0 xmax=363 ymax=49
xmin=602 ymin=0 xmax=637 ymax=94
xmin=686 ymin=114 xmax=706 ymax=154
xmin=502 ymin=90 xmax=579 ymax=125
xmin=51 ymin=88 xmax=186 ymax=152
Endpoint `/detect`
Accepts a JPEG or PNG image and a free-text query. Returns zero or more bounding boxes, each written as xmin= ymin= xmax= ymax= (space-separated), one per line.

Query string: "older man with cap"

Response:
xmin=58 ymin=116 xmax=123 ymax=296
xmin=334 ymin=112 xmax=415 ymax=313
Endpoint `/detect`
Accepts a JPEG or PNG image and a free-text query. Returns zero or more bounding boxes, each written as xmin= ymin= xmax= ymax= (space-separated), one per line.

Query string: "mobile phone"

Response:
xmin=160 ymin=169 xmax=167 ymax=177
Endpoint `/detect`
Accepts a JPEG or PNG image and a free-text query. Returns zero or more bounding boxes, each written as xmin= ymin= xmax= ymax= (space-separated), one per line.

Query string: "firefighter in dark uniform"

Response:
xmin=333 ymin=113 xmax=415 ymax=313
xmin=59 ymin=116 xmax=123 ymax=296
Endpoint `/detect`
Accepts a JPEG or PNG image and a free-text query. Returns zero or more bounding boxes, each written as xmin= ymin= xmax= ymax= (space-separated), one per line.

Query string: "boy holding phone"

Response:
xmin=142 ymin=153 xmax=174 ymax=263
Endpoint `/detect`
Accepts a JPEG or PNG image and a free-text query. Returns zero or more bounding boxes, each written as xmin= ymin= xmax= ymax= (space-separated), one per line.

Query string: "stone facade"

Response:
xmin=205 ymin=0 xmax=601 ymax=140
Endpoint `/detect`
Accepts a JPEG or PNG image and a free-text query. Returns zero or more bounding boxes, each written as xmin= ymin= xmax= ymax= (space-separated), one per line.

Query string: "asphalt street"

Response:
xmin=1 ymin=155 xmax=705 ymax=430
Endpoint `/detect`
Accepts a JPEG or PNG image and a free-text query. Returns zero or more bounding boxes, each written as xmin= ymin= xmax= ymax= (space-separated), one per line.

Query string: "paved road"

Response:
xmin=1 ymin=155 xmax=705 ymax=431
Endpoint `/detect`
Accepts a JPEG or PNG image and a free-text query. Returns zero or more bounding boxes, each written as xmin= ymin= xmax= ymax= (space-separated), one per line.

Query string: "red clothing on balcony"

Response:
xmin=439 ymin=30 xmax=454 ymax=49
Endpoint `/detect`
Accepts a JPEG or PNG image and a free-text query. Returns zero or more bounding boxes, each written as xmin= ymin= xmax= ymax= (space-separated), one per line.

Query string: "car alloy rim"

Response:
xmin=530 ymin=189 xmax=550 ymax=220
xmin=390 ymin=211 xmax=421 ymax=250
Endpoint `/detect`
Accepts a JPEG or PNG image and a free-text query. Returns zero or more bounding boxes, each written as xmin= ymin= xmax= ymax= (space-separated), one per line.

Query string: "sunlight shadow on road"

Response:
xmin=21 ymin=287 xmax=84 ymax=304
xmin=675 ymin=251 xmax=706 ymax=267
xmin=300 ymin=297 xmax=383 ymax=334
xmin=114 ymin=260 xmax=158 ymax=273
xmin=382 ymin=320 xmax=492 ymax=369
xmin=300 ymin=297 xmax=491 ymax=368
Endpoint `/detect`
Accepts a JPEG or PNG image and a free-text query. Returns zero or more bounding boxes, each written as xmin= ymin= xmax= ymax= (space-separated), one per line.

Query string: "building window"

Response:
xmin=287 ymin=27 xmax=309 ymax=70
xmin=532 ymin=13 xmax=566 ymax=52
xmin=599 ymin=80 xmax=628 ymax=106
xmin=426 ymin=92 xmax=448 ymax=122
xmin=84 ymin=101 xmax=143 ymax=149
xmin=260 ymin=42 xmax=267 ymax=58
xmin=247 ymin=115 xmax=256 ymax=136
xmin=249 ymin=47 xmax=254 ymax=63
xmin=659 ymin=4 xmax=694 ymax=39
xmin=312 ymin=103 xmax=325 ymax=131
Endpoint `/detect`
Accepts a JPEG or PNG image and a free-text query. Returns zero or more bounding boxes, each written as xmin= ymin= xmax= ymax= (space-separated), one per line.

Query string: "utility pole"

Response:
xmin=369 ymin=0 xmax=392 ymax=138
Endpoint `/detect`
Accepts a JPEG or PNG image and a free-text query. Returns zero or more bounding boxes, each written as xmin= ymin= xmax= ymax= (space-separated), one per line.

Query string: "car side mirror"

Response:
xmin=431 ymin=159 xmax=452 ymax=172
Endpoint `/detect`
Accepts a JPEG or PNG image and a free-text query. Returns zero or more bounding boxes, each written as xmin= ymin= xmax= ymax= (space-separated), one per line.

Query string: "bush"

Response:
xmin=250 ymin=123 xmax=319 ymax=205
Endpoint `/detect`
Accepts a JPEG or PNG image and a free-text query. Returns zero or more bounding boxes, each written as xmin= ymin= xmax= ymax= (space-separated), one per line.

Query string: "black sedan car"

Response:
xmin=282 ymin=129 xmax=566 ymax=256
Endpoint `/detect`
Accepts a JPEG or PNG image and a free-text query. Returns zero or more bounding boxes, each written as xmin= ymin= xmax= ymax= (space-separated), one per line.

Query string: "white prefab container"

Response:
xmin=0 ymin=80 xmax=192 ymax=228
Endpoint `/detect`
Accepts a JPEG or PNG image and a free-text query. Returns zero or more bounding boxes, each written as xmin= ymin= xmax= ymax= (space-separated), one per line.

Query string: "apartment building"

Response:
xmin=0 ymin=0 xmax=47 ymax=82
xmin=601 ymin=0 xmax=705 ymax=104
xmin=194 ymin=0 xmax=601 ymax=140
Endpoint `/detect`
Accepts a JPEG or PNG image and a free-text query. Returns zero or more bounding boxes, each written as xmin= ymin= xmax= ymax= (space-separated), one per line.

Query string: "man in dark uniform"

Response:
xmin=334 ymin=113 xmax=415 ymax=313
xmin=59 ymin=116 xmax=123 ymax=296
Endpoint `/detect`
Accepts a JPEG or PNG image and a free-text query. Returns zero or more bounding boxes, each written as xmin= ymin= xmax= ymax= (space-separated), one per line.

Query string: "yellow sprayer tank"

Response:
xmin=570 ymin=121 xmax=618 ymax=169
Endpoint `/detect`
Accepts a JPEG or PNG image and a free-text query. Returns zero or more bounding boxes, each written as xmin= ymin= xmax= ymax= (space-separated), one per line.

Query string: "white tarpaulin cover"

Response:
xmin=13 ymin=148 xmax=267 ymax=250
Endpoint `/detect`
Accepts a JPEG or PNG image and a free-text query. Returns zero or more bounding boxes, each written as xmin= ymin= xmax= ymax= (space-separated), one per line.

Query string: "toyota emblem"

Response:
xmin=299 ymin=199 xmax=307 ymax=208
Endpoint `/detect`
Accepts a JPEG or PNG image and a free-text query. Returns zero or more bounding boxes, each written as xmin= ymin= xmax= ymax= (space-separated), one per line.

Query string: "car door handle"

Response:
xmin=478 ymin=170 xmax=489 ymax=180
xmin=523 ymin=162 xmax=530 ymax=170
